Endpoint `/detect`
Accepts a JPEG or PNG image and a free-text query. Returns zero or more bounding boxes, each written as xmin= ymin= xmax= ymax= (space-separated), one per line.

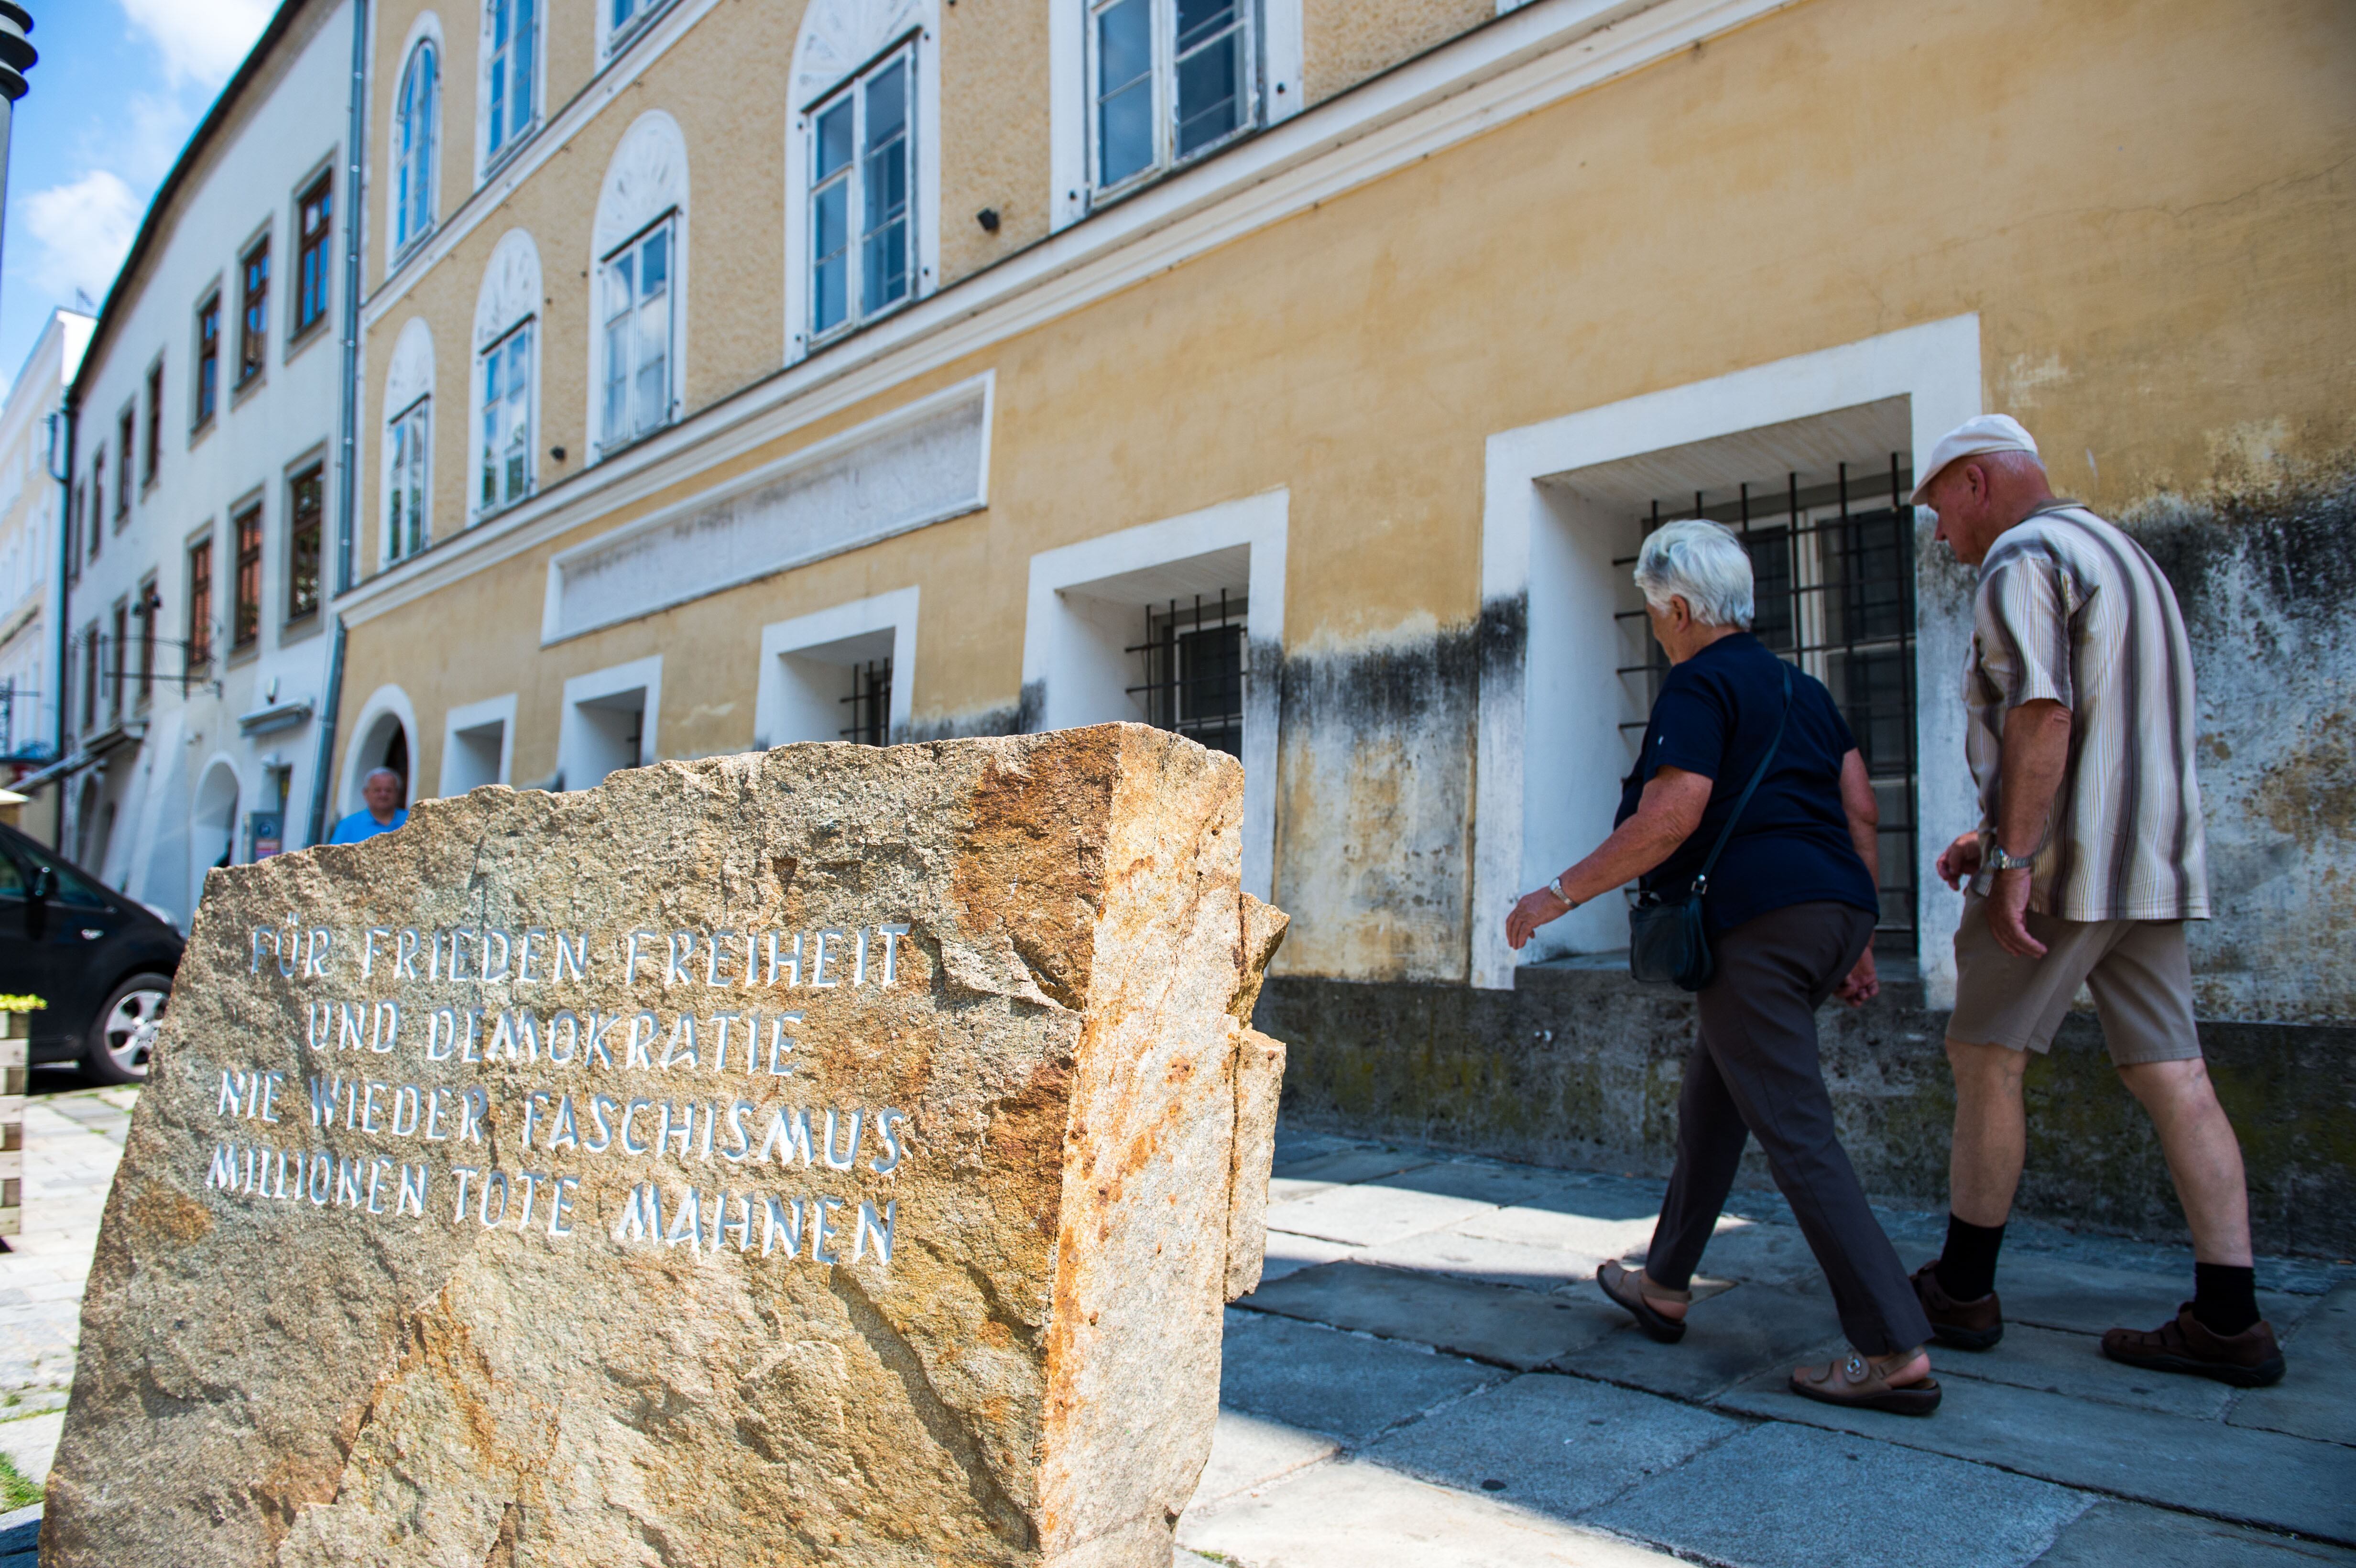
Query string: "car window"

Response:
xmin=0 ymin=852 xmax=22 ymax=898
xmin=17 ymin=842 xmax=109 ymax=909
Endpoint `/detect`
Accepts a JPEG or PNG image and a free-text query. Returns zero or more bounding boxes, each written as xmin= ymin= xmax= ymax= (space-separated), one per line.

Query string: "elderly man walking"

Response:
xmin=1910 ymin=415 xmax=2282 ymax=1387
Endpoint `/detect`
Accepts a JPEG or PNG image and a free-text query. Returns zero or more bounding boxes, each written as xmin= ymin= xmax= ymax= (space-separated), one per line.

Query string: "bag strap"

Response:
xmin=1690 ymin=663 xmax=1792 ymax=896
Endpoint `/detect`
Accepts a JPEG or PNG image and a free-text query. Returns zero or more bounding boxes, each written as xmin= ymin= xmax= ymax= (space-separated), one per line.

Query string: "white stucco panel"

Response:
xmin=544 ymin=374 xmax=991 ymax=642
xmin=475 ymin=229 xmax=542 ymax=348
xmin=594 ymin=110 xmax=689 ymax=257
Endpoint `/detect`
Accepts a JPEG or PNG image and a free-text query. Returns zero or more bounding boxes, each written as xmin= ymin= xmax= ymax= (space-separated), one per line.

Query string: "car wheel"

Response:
xmin=84 ymin=974 xmax=173 ymax=1085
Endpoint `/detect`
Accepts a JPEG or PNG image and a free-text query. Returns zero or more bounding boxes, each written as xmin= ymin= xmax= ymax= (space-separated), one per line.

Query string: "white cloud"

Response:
xmin=22 ymin=170 xmax=142 ymax=304
xmin=120 ymin=0 xmax=274 ymax=88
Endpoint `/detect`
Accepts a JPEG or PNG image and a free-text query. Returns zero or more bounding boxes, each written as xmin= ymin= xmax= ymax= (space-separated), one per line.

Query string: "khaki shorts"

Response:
xmin=1949 ymin=894 xmax=2202 ymax=1066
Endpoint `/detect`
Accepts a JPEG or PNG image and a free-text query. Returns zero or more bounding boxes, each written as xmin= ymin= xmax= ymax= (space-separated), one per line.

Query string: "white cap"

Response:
xmin=1910 ymin=414 xmax=2041 ymax=503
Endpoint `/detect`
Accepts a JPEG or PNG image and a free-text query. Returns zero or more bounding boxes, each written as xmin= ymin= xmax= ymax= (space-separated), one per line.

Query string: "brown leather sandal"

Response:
xmin=1789 ymin=1348 xmax=1942 ymax=1416
xmin=1597 ymin=1260 xmax=1689 ymax=1344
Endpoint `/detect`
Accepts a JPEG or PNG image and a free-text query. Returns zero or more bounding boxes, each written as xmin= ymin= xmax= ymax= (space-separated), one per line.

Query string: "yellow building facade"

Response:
xmin=329 ymin=0 xmax=2356 ymax=1241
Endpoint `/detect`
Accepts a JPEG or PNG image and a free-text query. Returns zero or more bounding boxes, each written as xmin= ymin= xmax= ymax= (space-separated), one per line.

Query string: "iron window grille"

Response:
xmin=838 ymin=659 xmax=892 ymax=746
xmin=1616 ymin=455 xmax=1919 ymax=953
xmin=1128 ymin=590 xmax=1246 ymax=760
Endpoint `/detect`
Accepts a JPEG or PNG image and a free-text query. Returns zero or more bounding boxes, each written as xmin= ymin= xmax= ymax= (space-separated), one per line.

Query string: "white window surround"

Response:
xmin=558 ymin=654 xmax=663 ymax=791
xmin=471 ymin=230 xmax=543 ymax=520
xmin=783 ymin=0 xmax=940 ymax=365
xmin=1022 ymin=489 xmax=1285 ymax=903
xmin=381 ymin=317 xmax=436 ymax=565
xmin=1049 ymin=0 xmax=1302 ymax=231
xmin=386 ymin=13 xmax=446 ymax=272
xmin=439 ymin=692 xmax=518 ymax=795
xmin=754 ymin=587 xmax=918 ymax=749
xmin=475 ymin=0 xmax=546 ymax=182
xmin=588 ymin=112 xmax=689 ymax=457
xmin=339 ymin=683 xmax=420 ymax=816
xmin=1468 ymin=313 xmax=1983 ymax=1000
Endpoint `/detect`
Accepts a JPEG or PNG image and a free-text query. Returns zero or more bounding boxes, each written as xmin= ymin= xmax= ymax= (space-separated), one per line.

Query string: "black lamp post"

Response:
xmin=0 ymin=3 xmax=32 ymax=302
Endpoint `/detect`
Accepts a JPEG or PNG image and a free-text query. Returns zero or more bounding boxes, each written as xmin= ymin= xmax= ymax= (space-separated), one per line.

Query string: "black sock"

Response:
xmin=1934 ymin=1213 xmax=2006 ymax=1301
xmin=2192 ymin=1263 xmax=2260 ymax=1337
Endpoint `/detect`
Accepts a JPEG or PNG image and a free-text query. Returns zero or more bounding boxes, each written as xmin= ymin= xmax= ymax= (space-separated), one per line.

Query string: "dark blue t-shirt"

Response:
xmin=1614 ymin=633 xmax=1879 ymax=934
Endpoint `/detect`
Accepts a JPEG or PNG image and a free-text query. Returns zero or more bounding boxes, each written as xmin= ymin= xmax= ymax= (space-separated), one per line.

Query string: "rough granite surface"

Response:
xmin=42 ymin=726 xmax=1287 ymax=1568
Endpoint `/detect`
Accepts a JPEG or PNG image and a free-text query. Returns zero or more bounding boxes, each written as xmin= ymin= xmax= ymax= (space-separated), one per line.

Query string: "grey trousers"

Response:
xmin=1642 ymin=901 xmax=1933 ymax=1357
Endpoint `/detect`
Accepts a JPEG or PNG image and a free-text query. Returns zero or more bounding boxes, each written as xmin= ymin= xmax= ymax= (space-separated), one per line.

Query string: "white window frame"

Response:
xmin=476 ymin=321 xmax=534 ymax=518
xmin=754 ymin=588 xmax=918 ymax=748
xmin=804 ymin=40 xmax=918 ymax=347
xmin=385 ymin=395 xmax=431 ymax=564
xmin=1086 ymin=0 xmax=1255 ymax=198
xmin=597 ymin=215 xmax=678 ymax=452
xmin=390 ymin=33 xmax=441 ymax=264
xmin=558 ymin=654 xmax=663 ymax=791
xmin=478 ymin=0 xmax=542 ymax=179
xmin=600 ymin=0 xmax=677 ymax=59
xmin=439 ymin=692 xmax=518 ymax=795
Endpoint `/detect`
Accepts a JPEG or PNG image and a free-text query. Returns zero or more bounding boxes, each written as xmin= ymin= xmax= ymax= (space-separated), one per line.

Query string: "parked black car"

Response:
xmin=0 ymin=821 xmax=183 ymax=1083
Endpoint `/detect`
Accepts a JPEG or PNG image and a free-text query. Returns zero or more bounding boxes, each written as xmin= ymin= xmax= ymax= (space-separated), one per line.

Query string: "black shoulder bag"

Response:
xmin=1627 ymin=664 xmax=1791 ymax=993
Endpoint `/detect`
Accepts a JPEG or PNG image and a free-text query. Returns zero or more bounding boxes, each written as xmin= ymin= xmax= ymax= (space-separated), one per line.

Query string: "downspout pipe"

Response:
xmin=307 ymin=0 xmax=368 ymax=849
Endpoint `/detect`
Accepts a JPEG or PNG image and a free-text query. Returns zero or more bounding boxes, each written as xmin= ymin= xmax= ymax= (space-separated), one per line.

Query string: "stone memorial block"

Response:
xmin=44 ymin=726 xmax=1288 ymax=1567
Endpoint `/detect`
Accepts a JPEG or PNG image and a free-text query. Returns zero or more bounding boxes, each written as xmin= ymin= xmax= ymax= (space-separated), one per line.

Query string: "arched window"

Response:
xmin=590 ymin=113 xmax=688 ymax=456
xmin=480 ymin=0 xmax=539 ymax=173
xmin=472 ymin=232 xmax=541 ymax=518
xmin=785 ymin=0 xmax=941 ymax=362
xmin=394 ymin=42 xmax=440 ymax=255
xmin=382 ymin=319 xmax=436 ymax=565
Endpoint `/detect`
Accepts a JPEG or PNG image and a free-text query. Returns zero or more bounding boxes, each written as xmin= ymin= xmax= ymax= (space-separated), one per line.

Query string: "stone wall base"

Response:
xmin=1257 ymin=964 xmax=2356 ymax=1259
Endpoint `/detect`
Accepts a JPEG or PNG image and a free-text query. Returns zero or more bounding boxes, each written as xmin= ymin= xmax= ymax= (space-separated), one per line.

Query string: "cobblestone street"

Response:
xmin=5 ymin=1092 xmax=2351 ymax=1565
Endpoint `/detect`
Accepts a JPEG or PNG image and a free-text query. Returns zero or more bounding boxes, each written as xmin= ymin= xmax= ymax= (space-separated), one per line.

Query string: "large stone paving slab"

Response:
xmin=1719 ymin=1364 xmax=2356 ymax=1544
xmin=1590 ymin=1422 xmax=2090 ymax=1568
xmin=1219 ymin=1307 xmax=1508 ymax=1442
xmin=1181 ymin=1456 xmax=1689 ymax=1568
xmin=1996 ymin=1254 xmax=2312 ymax=1339
xmin=1242 ymin=1262 xmax=1620 ymax=1370
xmin=2229 ymin=1282 xmax=2356 ymax=1447
xmin=2032 ymin=1499 xmax=2356 ymax=1567
xmin=44 ymin=729 xmax=1289 ymax=1568
xmin=1264 ymin=1181 xmax=1497 ymax=1247
xmin=1937 ymin=1321 xmax=2234 ymax=1420
xmin=1554 ymin=1282 xmax=1847 ymax=1402
xmin=1362 ymin=1372 xmax=1741 ymax=1519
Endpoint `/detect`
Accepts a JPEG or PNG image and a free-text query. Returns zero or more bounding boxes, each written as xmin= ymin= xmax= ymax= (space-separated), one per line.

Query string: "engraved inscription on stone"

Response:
xmin=44 ymin=727 xmax=1287 ymax=1568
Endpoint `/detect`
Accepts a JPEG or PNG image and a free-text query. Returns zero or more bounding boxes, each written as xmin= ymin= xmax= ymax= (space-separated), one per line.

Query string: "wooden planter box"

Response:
xmin=0 ymin=1012 xmax=28 ymax=1237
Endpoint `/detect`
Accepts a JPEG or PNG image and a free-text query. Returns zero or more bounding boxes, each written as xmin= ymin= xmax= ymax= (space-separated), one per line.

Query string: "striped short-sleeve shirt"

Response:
xmin=1965 ymin=504 xmax=2209 ymax=922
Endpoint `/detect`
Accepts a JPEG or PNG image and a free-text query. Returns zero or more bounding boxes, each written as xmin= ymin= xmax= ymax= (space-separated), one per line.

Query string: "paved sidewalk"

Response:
xmin=1183 ymin=1130 xmax=2356 ymax=1568
xmin=3 ymin=1095 xmax=2351 ymax=1566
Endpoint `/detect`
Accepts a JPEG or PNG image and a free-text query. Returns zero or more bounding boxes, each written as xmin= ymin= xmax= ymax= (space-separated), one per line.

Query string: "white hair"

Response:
xmin=364 ymin=767 xmax=405 ymax=786
xmin=1633 ymin=518 xmax=1755 ymax=629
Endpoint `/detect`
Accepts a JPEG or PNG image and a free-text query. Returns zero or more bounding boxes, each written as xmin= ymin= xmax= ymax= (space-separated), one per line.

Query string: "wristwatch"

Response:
xmin=1985 ymin=843 xmax=2036 ymax=873
xmin=1548 ymin=873 xmax=1580 ymax=909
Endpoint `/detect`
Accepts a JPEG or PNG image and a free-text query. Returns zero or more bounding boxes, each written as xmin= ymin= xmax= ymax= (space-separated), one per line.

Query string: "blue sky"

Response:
xmin=1 ymin=0 xmax=273 ymax=384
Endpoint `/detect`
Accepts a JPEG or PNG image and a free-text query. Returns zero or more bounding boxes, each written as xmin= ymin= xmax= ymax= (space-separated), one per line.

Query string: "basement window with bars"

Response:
xmin=1128 ymin=591 xmax=1245 ymax=760
xmin=1617 ymin=456 xmax=1919 ymax=953
xmin=838 ymin=659 xmax=892 ymax=746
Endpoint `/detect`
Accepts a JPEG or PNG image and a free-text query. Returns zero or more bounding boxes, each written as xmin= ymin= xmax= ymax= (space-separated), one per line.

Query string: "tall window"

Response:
xmin=187 ymin=537 xmax=214 ymax=674
xmin=286 ymin=465 xmax=323 ymax=622
xmin=238 ymin=238 xmax=270 ymax=386
xmin=143 ymin=361 xmax=163 ymax=482
xmin=478 ymin=324 xmax=532 ymax=513
xmin=808 ymin=48 xmax=911 ymax=341
xmin=295 ymin=174 xmax=333 ymax=337
xmin=135 ymin=577 xmax=157 ymax=708
xmin=67 ymin=484 xmax=82 ymax=583
xmin=600 ymin=220 xmax=674 ymax=447
xmin=1091 ymin=0 xmax=1253 ymax=193
xmin=395 ymin=45 xmax=439 ymax=255
xmin=195 ymin=293 xmax=222 ymax=425
xmin=79 ymin=624 xmax=97 ymax=730
xmin=109 ymin=600 xmax=127 ymax=718
xmin=485 ymin=0 xmax=537 ymax=163
xmin=89 ymin=453 xmax=103 ymax=558
xmin=232 ymin=501 xmax=263 ymax=650
xmin=387 ymin=398 xmax=431 ymax=562
xmin=115 ymin=410 xmax=133 ymax=520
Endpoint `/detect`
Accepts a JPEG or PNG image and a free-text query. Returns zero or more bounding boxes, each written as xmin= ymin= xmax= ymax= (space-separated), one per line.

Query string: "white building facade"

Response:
xmin=47 ymin=0 xmax=357 ymax=928
xmin=0 ymin=308 xmax=90 ymax=821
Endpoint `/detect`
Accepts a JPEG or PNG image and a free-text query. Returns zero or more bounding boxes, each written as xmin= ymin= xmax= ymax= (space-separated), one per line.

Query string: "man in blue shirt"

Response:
xmin=328 ymin=769 xmax=410 ymax=845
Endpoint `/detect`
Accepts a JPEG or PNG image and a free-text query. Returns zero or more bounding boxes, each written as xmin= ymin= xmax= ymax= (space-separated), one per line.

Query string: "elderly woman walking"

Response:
xmin=1507 ymin=519 xmax=1939 ymax=1414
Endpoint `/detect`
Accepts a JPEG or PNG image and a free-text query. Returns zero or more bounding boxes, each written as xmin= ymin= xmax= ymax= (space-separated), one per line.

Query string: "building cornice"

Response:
xmin=336 ymin=0 xmax=1799 ymax=632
